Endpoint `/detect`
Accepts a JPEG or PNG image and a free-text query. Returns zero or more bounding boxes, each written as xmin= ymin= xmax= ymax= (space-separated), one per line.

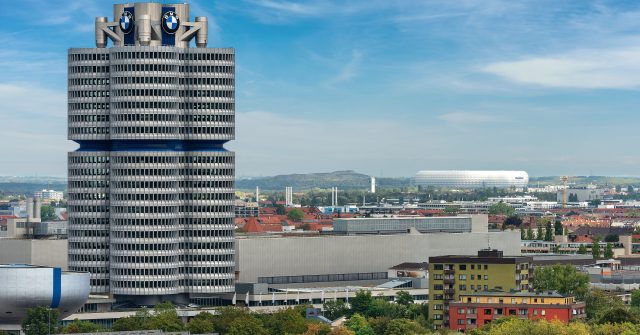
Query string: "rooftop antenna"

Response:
xmin=487 ymin=233 xmax=491 ymax=250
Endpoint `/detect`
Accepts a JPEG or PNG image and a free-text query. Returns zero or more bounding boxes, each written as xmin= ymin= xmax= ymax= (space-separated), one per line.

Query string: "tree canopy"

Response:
xmin=21 ymin=307 xmax=59 ymax=335
xmin=488 ymin=202 xmax=514 ymax=216
xmin=287 ymin=208 xmax=305 ymax=222
xmin=532 ymin=264 xmax=589 ymax=300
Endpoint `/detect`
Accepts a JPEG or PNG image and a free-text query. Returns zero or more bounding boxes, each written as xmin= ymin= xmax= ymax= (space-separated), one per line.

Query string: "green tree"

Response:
xmin=394 ymin=291 xmax=413 ymax=306
xmin=577 ymin=244 xmax=588 ymax=254
xmin=544 ymin=221 xmax=553 ymax=241
xmin=592 ymin=237 xmax=602 ymax=260
xmin=275 ymin=204 xmax=286 ymax=215
xmin=526 ymin=226 xmax=534 ymax=240
xmin=112 ymin=314 xmax=145 ymax=331
xmin=382 ymin=318 xmax=426 ymax=335
xmin=263 ymin=308 xmax=309 ymax=335
xmin=213 ymin=308 xmax=253 ymax=334
xmin=323 ymin=300 xmax=349 ymax=320
xmin=520 ymin=225 xmax=525 ymax=240
xmin=488 ymin=202 xmax=514 ymax=216
xmin=554 ymin=219 xmax=563 ymax=235
xmin=21 ymin=307 xmax=59 ymax=335
xmin=467 ymin=318 xmax=590 ymax=335
xmin=604 ymin=242 xmax=614 ymax=259
xmin=40 ymin=205 xmax=56 ymax=221
xmin=61 ymin=320 xmax=105 ymax=333
xmin=367 ymin=317 xmax=391 ymax=335
xmin=186 ymin=312 xmax=215 ymax=334
xmin=585 ymin=289 xmax=625 ymax=320
xmin=532 ymin=264 xmax=589 ymax=300
xmin=227 ymin=314 xmax=267 ymax=335
xmin=147 ymin=302 xmax=183 ymax=332
xmin=594 ymin=305 xmax=640 ymax=324
xmin=345 ymin=314 xmax=375 ymax=335
xmin=349 ymin=291 xmax=373 ymax=316
xmin=537 ymin=224 xmax=543 ymax=240
xmin=631 ymin=290 xmax=640 ymax=309
xmin=303 ymin=323 xmax=333 ymax=335
xmin=287 ymin=208 xmax=305 ymax=222
xmin=503 ymin=215 xmax=522 ymax=228
xmin=591 ymin=323 xmax=640 ymax=335
xmin=365 ymin=299 xmax=406 ymax=319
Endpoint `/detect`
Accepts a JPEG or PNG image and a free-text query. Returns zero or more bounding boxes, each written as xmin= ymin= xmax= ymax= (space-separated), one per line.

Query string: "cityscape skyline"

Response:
xmin=2 ymin=0 xmax=640 ymax=177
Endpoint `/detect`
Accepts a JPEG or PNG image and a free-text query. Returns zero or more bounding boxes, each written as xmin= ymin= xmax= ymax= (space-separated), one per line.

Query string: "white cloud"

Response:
xmin=326 ymin=49 xmax=363 ymax=85
xmin=482 ymin=45 xmax=640 ymax=89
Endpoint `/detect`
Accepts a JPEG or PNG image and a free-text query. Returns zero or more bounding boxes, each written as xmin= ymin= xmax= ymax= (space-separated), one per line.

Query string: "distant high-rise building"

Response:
xmin=34 ymin=189 xmax=64 ymax=201
xmin=67 ymin=2 xmax=235 ymax=306
xmin=370 ymin=176 xmax=376 ymax=193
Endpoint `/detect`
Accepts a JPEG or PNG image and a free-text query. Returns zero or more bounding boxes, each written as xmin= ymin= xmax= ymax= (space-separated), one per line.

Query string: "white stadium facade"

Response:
xmin=414 ymin=170 xmax=529 ymax=189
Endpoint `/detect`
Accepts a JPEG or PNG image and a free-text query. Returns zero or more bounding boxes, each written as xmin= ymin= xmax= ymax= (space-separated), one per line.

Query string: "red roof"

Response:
xmin=243 ymin=218 xmax=282 ymax=233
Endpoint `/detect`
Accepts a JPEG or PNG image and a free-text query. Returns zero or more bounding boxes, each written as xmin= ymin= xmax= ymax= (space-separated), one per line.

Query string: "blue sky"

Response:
xmin=1 ymin=0 xmax=640 ymax=178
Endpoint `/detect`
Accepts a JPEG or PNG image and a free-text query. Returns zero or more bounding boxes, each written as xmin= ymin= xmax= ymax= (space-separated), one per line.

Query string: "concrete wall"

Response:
xmin=0 ymin=239 xmax=68 ymax=269
xmin=236 ymin=231 xmax=521 ymax=283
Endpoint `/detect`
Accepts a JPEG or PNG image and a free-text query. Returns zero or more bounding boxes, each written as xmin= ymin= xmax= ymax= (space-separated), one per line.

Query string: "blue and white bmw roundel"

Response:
xmin=120 ymin=11 xmax=134 ymax=34
xmin=162 ymin=11 xmax=180 ymax=34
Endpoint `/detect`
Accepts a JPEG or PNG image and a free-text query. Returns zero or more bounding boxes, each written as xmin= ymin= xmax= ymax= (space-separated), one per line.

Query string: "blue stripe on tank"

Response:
xmin=51 ymin=267 xmax=61 ymax=308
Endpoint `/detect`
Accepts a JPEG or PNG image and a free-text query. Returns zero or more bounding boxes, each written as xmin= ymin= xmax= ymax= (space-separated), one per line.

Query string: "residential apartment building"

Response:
xmin=428 ymin=249 xmax=533 ymax=329
xmin=449 ymin=291 xmax=586 ymax=332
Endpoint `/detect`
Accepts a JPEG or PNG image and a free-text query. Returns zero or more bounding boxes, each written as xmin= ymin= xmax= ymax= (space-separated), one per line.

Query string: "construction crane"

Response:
xmin=561 ymin=176 xmax=569 ymax=208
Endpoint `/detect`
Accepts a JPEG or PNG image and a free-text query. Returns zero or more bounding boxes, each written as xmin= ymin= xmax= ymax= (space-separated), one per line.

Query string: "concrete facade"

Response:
xmin=333 ymin=215 xmax=488 ymax=234
xmin=235 ymin=231 xmax=521 ymax=284
xmin=0 ymin=239 xmax=68 ymax=269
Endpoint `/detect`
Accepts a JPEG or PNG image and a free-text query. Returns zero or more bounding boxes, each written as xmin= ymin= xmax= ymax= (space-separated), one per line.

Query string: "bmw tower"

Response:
xmin=68 ymin=2 xmax=235 ymax=306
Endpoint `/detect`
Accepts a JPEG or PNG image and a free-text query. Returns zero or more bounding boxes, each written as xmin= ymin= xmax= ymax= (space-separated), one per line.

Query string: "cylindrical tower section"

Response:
xmin=67 ymin=151 xmax=111 ymax=294
xmin=181 ymin=151 xmax=235 ymax=294
xmin=108 ymin=151 xmax=182 ymax=297
xmin=109 ymin=46 xmax=181 ymax=140
xmin=68 ymin=48 xmax=111 ymax=142
xmin=182 ymin=48 xmax=235 ymax=141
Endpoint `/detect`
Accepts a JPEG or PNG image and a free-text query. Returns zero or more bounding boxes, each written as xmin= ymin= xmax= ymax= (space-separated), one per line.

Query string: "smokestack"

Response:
xmin=26 ymin=198 xmax=34 ymax=222
xmin=34 ymin=198 xmax=42 ymax=220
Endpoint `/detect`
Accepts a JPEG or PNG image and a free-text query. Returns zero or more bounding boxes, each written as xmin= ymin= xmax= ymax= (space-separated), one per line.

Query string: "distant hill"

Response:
xmin=237 ymin=170 xmax=411 ymax=191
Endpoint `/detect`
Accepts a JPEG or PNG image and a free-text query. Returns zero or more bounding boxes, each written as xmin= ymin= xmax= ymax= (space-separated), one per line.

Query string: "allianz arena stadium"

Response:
xmin=414 ymin=170 xmax=529 ymax=189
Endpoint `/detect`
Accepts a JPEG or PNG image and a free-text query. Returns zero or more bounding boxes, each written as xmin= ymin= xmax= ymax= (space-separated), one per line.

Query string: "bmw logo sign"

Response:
xmin=162 ymin=11 xmax=180 ymax=34
xmin=119 ymin=11 xmax=134 ymax=34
